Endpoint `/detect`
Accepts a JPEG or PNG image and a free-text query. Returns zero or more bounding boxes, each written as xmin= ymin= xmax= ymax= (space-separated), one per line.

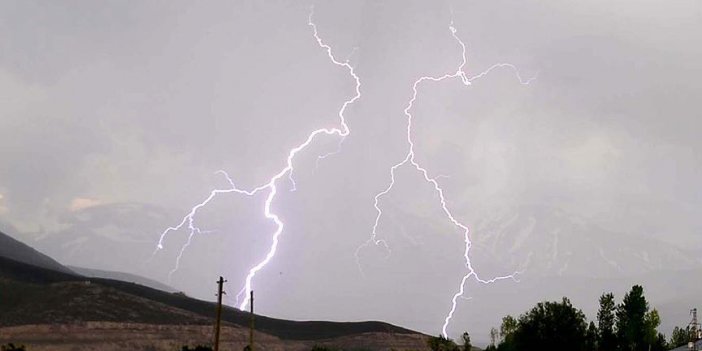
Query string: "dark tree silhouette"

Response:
xmin=427 ymin=335 xmax=460 ymax=351
xmin=616 ymin=285 xmax=649 ymax=351
xmin=491 ymin=284 xmax=668 ymax=351
xmin=598 ymin=292 xmax=618 ymax=351
xmin=494 ymin=315 xmax=517 ymax=351
xmin=651 ymin=332 xmax=669 ymax=351
xmin=461 ymin=331 xmax=472 ymax=351
xmin=644 ymin=308 xmax=662 ymax=350
xmin=499 ymin=315 xmax=517 ymax=341
xmin=586 ymin=321 xmax=599 ymax=351
xmin=1 ymin=345 xmax=26 ymax=351
xmin=494 ymin=315 xmax=518 ymax=351
xmin=512 ymin=297 xmax=588 ymax=351
xmin=670 ymin=326 xmax=691 ymax=348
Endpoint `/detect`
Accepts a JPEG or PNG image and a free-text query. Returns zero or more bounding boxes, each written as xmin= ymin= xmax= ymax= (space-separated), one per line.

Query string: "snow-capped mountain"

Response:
xmin=470 ymin=204 xmax=701 ymax=279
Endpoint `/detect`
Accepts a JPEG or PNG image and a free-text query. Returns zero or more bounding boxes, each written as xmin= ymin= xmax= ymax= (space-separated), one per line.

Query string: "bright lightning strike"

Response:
xmin=356 ymin=21 xmax=534 ymax=337
xmin=154 ymin=6 xmax=361 ymax=312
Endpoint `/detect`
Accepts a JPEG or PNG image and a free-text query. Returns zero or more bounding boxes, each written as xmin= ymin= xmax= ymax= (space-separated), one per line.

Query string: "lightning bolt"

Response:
xmin=154 ymin=6 xmax=361 ymax=311
xmin=156 ymin=5 xmax=534 ymax=337
xmin=356 ymin=21 xmax=534 ymax=337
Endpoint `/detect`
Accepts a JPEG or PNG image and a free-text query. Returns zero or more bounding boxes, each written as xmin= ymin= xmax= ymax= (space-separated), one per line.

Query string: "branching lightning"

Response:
xmin=155 ymin=5 xmax=535 ymax=338
xmin=355 ymin=21 xmax=534 ymax=337
xmin=154 ymin=6 xmax=361 ymax=311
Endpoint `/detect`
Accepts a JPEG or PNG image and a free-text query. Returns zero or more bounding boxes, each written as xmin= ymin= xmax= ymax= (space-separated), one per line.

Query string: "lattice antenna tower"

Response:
xmin=691 ymin=308 xmax=701 ymax=341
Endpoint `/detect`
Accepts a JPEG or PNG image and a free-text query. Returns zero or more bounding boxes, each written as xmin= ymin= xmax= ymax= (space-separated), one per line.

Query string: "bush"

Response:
xmin=427 ymin=335 xmax=460 ymax=351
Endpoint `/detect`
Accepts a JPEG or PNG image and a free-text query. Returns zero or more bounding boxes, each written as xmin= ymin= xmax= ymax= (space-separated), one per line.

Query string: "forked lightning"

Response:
xmin=356 ymin=21 xmax=534 ymax=336
xmin=155 ymin=7 xmax=534 ymax=337
xmin=154 ymin=6 xmax=361 ymax=311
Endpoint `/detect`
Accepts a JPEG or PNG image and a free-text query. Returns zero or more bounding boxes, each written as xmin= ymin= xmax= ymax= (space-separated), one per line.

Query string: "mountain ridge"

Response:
xmin=68 ymin=265 xmax=177 ymax=293
xmin=0 ymin=229 xmax=74 ymax=274
xmin=0 ymin=229 xmax=427 ymax=349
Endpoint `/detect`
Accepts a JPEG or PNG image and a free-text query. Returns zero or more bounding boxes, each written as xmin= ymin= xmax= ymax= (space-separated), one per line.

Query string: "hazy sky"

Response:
xmin=1 ymin=0 xmax=701 ymax=342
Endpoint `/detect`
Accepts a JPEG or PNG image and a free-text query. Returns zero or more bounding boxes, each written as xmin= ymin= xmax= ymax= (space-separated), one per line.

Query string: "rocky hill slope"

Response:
xmin=0 ymin=230 xmax=429 ymax=350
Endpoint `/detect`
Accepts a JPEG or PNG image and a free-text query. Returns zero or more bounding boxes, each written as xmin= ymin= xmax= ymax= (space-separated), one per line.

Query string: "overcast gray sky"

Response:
xmin=1 ymin=0 xmax=701 ymax=342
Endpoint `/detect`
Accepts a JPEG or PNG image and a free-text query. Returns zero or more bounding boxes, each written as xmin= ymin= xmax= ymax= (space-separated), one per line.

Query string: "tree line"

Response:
xmin=422 ymin=284 xmax=697 ymax=351
xmin=473 ymin=284 xmax=694 ymax=351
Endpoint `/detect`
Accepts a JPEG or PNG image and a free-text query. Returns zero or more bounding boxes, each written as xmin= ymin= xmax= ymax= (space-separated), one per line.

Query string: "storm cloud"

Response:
xmin=1 ymin=0 xmax=700 ymax=343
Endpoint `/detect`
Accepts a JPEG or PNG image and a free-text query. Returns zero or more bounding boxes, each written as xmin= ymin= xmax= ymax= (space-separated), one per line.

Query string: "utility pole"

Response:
xmin=214 ymin=276 xmax=226 ymax=351
xmin=249 ymin=290 xmax=255 ymax=351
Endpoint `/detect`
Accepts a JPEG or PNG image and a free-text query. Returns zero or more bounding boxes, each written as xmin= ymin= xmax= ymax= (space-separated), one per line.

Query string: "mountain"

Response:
xmin=0 ymin=256 xmax=211 ymax=326
xmin=0 ymin=235 xmax=429 ymax=350
xmin=68 ymin=265 xmax=177 ymax=293
xmin=32 ymin=203 xmax=172 ymax=278
xmin=0 ymin=230 xmax=74 ymax=274
xmin=0 ymin=254 xmax=418 ymax=339
xmin=470 ymin=204 xmax=702 ymax=278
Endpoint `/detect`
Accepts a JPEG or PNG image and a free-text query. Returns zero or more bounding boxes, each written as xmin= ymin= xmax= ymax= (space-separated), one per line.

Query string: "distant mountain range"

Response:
xmin=470 ymin=204 xmax=702 ymax=278
xmin=30 ymin=203 xmax=172 ymax=280
xmin=67 ymin=265 xmax=177 ymax=293
xmin=0 ymin=229 xmax=429 ymax=351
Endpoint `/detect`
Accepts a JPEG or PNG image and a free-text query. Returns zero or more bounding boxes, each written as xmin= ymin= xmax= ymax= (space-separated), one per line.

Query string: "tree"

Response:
xmin=651 ymin=333 xmax=668 ymax=351
xmin=499 ymin=315 xmax=517 ymax=340
xmin=485 ymin=327 xmax=498 ymax=350
xmin=670 ymin=326 xmax=690 ymax=348
xmin=644 ymin=309 xmax=661 ymax=351
xmin=427 ymin=335 xmax=460 ymax=351
xmin=512 ymin=297 xmax=588 ymax=351
xmin=1 ymin=344 xmax=25 ymax=351
xmin=586 ymin=321 xmax=599 ymax=351
xmin=461 ymin=332 xmax=472 ymax=351
xmin=496 ymin=315 xmax=518 ymax=351
xmin=598 ymin=292 xmax=618 ymax=351
xmin=616 ymin=285 xmax=650 ymax=351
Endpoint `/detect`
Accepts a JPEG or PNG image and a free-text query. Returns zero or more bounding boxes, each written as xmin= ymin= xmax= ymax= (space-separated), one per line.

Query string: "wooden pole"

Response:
xmin=249 ymin=290 xmax=255 ymax=351
xmin=214 ymin=276 xmax=225 ymax=351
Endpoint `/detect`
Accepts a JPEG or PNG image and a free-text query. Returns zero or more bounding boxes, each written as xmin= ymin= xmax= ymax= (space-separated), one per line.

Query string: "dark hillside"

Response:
xmin=0 ymin=230 xmax=74 ymax=274
xmin=0 ymin=256 xmax=419 ymax=341
xmin=0 ymin=255 xmax=77 ymax=283
xmin=0 ymin=256 xmax=210 ymax=325
xmin=89 ymin=276 xmax=417 ymax=340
